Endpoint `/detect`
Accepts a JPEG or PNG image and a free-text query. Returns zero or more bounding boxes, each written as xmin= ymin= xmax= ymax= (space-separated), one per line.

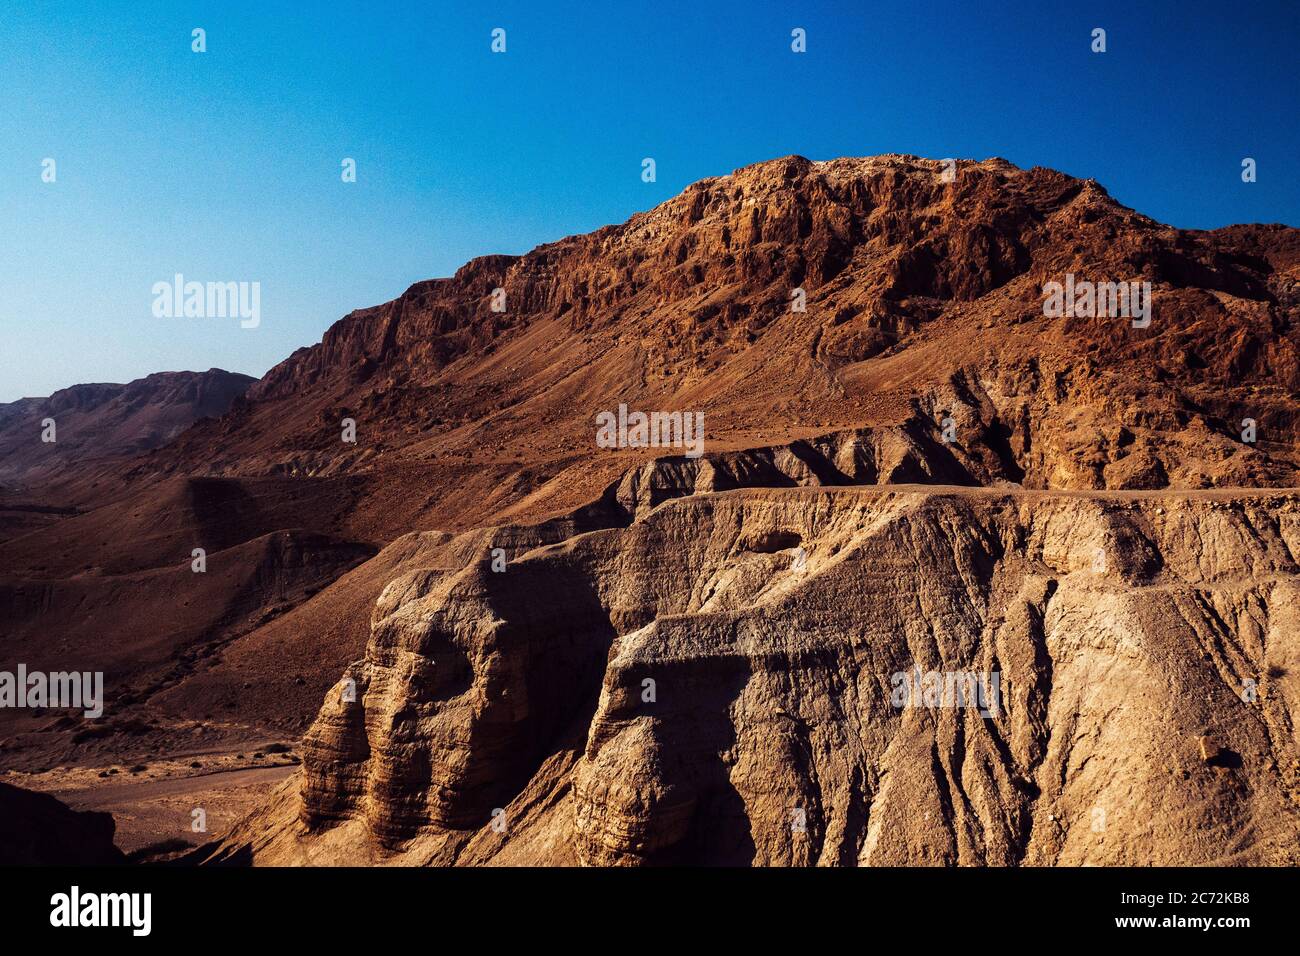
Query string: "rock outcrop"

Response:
xmin=202 ymin=481 xmax=1300 ymax=866
xmin=0 ymin=781 xmax=126 ymax=865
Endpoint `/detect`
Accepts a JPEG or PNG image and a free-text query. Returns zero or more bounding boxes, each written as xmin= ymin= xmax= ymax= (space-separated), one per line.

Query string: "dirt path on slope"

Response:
xmin=53 ymin=763 xmax=298 ymax=857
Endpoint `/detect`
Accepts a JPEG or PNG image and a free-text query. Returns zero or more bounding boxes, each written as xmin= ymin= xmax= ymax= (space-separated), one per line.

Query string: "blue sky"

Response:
xmin=1 ymin=0 xmax=1297 ymax=401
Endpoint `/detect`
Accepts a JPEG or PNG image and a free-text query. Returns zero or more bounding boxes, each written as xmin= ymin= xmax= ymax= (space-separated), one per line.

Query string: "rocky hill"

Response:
xmin=5 ymin=155 xmax=1299 ymax=866
xmin=134 ymin=155 xmax=1300 ymax=514
xmin=0 ymin=368 xmax=255 ymax=490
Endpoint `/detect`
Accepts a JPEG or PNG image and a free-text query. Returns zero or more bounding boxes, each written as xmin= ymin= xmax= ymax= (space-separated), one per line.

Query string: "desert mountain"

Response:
xmin=4 ymin=155 xmax=1299 ymax=865
xmin=0 ymin=368 xmax=255 ymax=493
xmin=135 ymin=155 xmax=1300 ymax=516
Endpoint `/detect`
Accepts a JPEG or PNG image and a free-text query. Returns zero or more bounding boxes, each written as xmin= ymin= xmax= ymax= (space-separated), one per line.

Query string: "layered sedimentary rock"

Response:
xmin=203 ymin=480 xmax=1300 ymax=867
xmin=181 ymin=155 xmax=1300 ymax=867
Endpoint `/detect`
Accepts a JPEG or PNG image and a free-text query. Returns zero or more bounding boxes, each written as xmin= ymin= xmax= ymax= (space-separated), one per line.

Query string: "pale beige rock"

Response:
xmin=202 ymin=482 xmax=1300 ymax=867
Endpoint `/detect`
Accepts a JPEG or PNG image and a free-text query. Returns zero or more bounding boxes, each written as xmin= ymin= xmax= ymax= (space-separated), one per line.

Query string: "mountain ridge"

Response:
xmin=0 ymin=368 xmax=255 ymax=491
xmin=106 ymin=154 xmax=1299 ymax=524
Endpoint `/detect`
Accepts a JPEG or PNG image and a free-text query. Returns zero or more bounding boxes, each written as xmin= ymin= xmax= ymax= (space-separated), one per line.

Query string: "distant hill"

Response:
xmin=0 ymin=369 xmax=255 ymax=488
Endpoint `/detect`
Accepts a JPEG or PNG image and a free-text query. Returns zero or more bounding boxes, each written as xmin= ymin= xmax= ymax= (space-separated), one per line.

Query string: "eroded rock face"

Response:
xmin=301 ymin=548 xmax=617 ymax=840
xmin=279 ymin=484 xmax=1300 ymax=866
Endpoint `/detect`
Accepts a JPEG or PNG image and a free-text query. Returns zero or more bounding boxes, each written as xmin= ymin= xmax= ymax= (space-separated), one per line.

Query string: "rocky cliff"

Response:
xmin=202 ymin=478 xmax=1300 ymax=866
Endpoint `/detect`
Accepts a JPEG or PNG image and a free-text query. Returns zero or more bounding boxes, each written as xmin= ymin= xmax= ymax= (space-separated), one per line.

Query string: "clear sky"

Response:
xmin=2 ymin=0 xmax=1297 ymax=401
